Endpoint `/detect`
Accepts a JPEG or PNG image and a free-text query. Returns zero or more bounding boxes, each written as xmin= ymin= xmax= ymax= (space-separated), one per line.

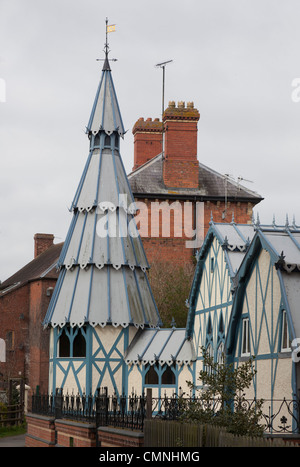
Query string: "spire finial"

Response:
xmin=96 ymin=18 xmax=117 ymax=71
xmin=103 ymin=17 xmax=111 ymax=71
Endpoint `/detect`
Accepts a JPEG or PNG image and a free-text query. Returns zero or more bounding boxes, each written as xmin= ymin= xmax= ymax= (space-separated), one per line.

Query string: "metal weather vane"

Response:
xmin=96 ymin=17 xmax=117 ymax=67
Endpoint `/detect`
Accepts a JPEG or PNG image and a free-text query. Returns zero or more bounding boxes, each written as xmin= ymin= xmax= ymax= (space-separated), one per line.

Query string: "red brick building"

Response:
xmin=129 ymin=100 xmax=263 ymax=267
xmin=0 ymin=234 xmax=62 ymax=395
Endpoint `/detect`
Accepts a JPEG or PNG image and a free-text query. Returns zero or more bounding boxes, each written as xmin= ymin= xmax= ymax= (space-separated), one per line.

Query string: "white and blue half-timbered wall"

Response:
xmin=226 ymin=225 xmax=300 ymax=412
xmin=186 ymin=222 xmax=255 ymax=390
xmin=48 ymin=325 xmax=139 ymax=397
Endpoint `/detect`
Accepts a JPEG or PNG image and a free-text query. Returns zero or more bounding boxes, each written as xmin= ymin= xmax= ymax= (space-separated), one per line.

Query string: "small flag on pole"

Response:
xmin=106 ymin=24 xmax=116 ymax=33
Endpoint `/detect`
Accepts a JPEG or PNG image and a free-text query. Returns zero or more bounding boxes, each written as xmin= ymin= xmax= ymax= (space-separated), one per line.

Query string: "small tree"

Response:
xmin=148 ymin=260 xmax=195 ymax=328
xmin=183 ymin=347 xmax=264 ymax=437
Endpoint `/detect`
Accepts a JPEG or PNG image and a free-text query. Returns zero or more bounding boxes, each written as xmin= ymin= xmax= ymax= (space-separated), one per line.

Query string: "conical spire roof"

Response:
xmin=43 ymin=43 xmax=161 ymax=330
xmin=86 ymin=64 xmax=125 ymax=137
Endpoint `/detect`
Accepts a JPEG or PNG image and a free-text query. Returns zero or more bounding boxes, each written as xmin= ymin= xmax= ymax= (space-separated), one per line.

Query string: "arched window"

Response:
xmin=145 ymin=364 xmax=158 ymax=384
xmin=104 ymin=135 xmax=111 ymax=147
xmin=93 ymin=133 xmax=100 ymax=147
xmin=58 ymin=326 xmax=86 ymax=358
xmin=73 ymin=327 xmax=86 ymax=357
xmin=281 ymin=310 xmax=291 ymax=352
xmin=162 ymin=365 xmax=175 ymax=385
xmin=217 ymin=342 xmax=225 ymax=365
xmin=217 ymin=313 xmax=225 ymax=364
xmin=58 ymin=327 xmax=70 ymax=357
xmin=205 ymin=343 xmax=214 ymax=374
xmin=241 ymin=317 xmax=250 ymax=357
xmin=205 ymin=315 xmax=213 ymax=352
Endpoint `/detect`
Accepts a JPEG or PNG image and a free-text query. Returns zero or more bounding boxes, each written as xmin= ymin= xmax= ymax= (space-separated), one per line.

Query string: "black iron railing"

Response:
xmin=31 ymin=388 xmax=300 ymax=435
xmin=31 ymin=387 xmax=146 ymax=431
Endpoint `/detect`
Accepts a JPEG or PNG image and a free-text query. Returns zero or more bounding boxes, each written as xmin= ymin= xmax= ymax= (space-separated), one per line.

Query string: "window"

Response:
xmin=210 ymin=257 xmax=214 ymax=273
xmin=58 ymin=326 xmax=86 ymax=358
xmin=73 ymin=328 xmax=86 ymax=357
xmin=241 ymin=318 xmax=250 ymax=357
xmin=6 ymin=331 xmax=14 ymax=351
xmin=104 ymin=135 xmax=111 ymax=147
xmin=58 ymin=328 xmax=70 ymax=357
xmin=205 ymin=315 xmax=214 ymax=371
xmin=217 ymin=313 xmax=225 ymax=364
xmin=162 ymin=365 xmax=175 ymax=385
xmin=205 ymin=343 xmax=214 ymax=374
xmin=145 ymin=363 xmax=176 ymax=385
xmin=217 ymin=342 xmax=225 ymax=365
xmin=281 ymin=310 xmax=291 ymax=352
xmin=145 ymin=364 xmax=158 ymax=384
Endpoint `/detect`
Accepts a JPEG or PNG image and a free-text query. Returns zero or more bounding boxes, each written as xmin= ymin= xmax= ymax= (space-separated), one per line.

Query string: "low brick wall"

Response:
xmin=25 ymin=413 xmax=56 ymax=447
xmin=97 ymin=427 xmax=144 ymax=447
xmin=55 ymin=419 xmax=97 ymax=447
xmin=26 ymin=413 xmax=144 ymax=447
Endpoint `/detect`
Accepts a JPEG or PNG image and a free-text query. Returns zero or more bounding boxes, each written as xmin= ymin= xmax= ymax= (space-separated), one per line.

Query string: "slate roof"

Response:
xmin=260 ymin=227 xmax=300 ymax=273
xmin=128 ymin=153 xmax=263 ymax=203
xmin=253 ymin=225 xmax=300 ymax=340
xmin=86 ymin=62 xmax=125 ymax=137
xmin=210 ymin=222 xmax=256 ymax=276
xmin=43 ymin=57 xmax=161 ymax=330
xmin=0 ymin=242 xmax=63 ymax=296
xmin=125 ymin=328 xmax=196 ymax=366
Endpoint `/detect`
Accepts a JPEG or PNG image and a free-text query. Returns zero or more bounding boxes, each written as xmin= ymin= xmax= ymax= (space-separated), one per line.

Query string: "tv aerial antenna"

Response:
xmin=222 ymin=174 xmax=254 ymax=220
xmin=155 ymin=60 xmax=173 ymax=118
xmin=155 ymin=60 xmax=173 ymax=160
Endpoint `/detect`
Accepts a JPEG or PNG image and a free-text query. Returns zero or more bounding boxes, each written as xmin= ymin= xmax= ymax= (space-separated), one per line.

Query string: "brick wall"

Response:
xmin=0 ymin=277 xmax=55 ymax=401
xmin=163 ymin=101 xmax=200 ymax=189
xmin=55 ymin=419 xmax=97 ymax=447
xmin=134 ymin=197 xmax=253 ymax=267
xmin=28 ymin=279 xmax=54 ymax=396
xmin=25 ymin=413 xmax=144 ymax=447
xmin=25 ymin=414 xmax=56 ymax=447
xmin=0 ymin=285 xmax=29 ymax=381
xmin=132 ymin=118 xmax=163 ymax=170
xmin=34 ymin=233 xmax=54 ymax=258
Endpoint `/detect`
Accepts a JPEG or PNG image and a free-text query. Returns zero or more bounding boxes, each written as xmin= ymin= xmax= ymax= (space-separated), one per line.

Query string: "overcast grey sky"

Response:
xmin=1 ymin=0 xmax=300 ymax=281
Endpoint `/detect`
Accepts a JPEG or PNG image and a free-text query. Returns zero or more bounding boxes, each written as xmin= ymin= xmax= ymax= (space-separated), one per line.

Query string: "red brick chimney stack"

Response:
xmin=162 ymin=101 xmax=200 ymax=189
xmin=34 ymin=233 xmax=54 ymax=258
xmin=132 ymin=117 xmax=163 ymax=170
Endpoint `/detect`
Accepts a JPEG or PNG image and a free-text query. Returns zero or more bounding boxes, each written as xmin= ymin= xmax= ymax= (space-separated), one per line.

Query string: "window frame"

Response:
xmin=281 ymin=309 xmax=291 ymax=353
xmin=57 ymin=326 xmax=87 ymax=358
xmin=241 ymin=317 xmax=250 ymax=357
xmin=6 ymin=331 xmax=14 ymax=351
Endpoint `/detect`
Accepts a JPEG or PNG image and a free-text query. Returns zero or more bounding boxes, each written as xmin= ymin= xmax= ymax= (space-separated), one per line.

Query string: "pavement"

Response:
xmin=0 ymin=434 xmax=26 ymax=447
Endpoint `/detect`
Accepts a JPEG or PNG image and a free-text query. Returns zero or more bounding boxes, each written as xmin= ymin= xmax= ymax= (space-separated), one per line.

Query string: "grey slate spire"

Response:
xmin=43 ymin=36 xmax=161 ymax=330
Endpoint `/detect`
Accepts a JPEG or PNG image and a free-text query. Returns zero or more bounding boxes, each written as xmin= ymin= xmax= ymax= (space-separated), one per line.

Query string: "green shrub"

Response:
xmin=183 ymin=347 xmax=264 ymax=437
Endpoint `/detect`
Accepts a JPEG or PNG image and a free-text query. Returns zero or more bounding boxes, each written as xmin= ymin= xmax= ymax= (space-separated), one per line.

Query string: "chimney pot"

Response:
xmin=132 ymin=117 xmax=163 ymax=171
xmin=34 ymin=233 xmax=54 ymax=258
